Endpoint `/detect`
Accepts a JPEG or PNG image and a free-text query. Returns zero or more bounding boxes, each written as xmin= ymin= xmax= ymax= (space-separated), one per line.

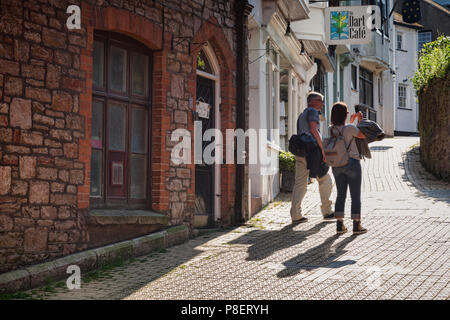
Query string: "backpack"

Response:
xmin=323 ymin=126 xmax=353 ymax=167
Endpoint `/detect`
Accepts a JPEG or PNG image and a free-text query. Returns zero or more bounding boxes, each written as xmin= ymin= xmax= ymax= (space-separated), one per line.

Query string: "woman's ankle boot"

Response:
xmin=353 ymin=220 xmax=367 ymax=235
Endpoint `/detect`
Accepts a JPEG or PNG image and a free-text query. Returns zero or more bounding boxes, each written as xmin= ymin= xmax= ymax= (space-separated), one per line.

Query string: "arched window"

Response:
xmin=90 ymin=31 xmax=152 ymax=208
xmin=197 ymin=49 xmax=213 ymax=74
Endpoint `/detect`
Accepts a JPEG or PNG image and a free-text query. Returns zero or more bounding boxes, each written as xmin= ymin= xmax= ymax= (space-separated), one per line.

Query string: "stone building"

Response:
xmin=0 ymin=0 xmax=251 ymax=273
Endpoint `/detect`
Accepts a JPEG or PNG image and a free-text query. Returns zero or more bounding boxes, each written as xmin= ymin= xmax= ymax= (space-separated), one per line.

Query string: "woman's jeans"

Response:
xmin=332 ymin=158 xmax=362 ymax=220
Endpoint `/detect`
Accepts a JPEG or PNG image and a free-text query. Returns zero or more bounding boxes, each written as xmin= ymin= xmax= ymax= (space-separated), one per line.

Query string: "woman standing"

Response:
xmin=329 ymin=102 xmax=367 ymax=235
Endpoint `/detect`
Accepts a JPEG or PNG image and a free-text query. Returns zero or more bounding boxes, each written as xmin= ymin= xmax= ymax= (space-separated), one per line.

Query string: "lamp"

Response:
xmin=300 ymin=41 xmax=305 ymax=55
xmin=285 ymin=21 xmax=291 ymax=36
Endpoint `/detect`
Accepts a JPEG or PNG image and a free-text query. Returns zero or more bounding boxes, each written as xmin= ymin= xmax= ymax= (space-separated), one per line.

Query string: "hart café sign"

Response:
xmin=325 ymin=6 xmax=381 ymax=45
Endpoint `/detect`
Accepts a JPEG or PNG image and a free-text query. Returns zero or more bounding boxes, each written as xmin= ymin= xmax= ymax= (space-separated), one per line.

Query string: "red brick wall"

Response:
xmin=0 ymin=0 xmax=238 ymax=273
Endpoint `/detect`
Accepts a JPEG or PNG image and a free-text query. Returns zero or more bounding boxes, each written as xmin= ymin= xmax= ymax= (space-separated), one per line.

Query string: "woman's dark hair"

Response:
xmin=331 ymin=102 xmax=348 ymax=125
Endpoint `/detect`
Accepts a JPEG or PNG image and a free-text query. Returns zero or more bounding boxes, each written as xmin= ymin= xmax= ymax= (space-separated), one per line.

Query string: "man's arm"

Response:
xmin=355 ymin=130 xmax=366 ymax=139
xmin=309 ymin=121 xmax=325 ymax=160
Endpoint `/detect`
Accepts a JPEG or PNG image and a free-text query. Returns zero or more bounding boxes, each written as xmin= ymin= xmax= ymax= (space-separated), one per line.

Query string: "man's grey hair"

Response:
xmin=307 ymin=91 xmax=324 ymax=105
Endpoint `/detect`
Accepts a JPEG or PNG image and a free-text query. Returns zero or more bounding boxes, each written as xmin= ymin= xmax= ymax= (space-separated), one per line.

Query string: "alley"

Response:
xmin=27 ymin=137 xmax=450 ymax=300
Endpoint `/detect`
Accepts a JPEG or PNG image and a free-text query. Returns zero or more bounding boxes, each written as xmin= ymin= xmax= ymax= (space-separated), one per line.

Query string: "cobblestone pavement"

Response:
xmin=27 ymin=137 xmax=450 ymax=300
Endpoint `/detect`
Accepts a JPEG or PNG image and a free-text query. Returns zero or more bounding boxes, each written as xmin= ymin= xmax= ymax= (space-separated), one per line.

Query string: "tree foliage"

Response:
xmin=413 ymin=36 xmax=450 ymax=93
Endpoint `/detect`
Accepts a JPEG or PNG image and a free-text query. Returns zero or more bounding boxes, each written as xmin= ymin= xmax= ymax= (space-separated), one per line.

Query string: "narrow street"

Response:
xmin=28 ymin=137 xmax=450 ymax=300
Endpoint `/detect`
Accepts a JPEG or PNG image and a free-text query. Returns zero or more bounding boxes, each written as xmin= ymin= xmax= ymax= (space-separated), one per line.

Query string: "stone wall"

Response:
xmin=418 ymin=70 xmax=450 ymax=182
xmin=0 ymin=0 xmax=91 ymax=273
xmin=0 ymin=0 xmax=241 ymax=273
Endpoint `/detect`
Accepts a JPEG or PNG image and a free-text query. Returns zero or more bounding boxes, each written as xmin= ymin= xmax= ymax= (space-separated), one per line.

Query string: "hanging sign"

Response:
xmin=325 ymin=5 xmax=381 ymax=45
xmin=196 ymin=101 xmax=210 ymax=119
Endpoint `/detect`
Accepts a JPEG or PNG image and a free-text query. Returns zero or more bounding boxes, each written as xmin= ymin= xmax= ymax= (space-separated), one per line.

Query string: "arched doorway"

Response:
xmin=194 ymin=44 xmax=221 ymax=228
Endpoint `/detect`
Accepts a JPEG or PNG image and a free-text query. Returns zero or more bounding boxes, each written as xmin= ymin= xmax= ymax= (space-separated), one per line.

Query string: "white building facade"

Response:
xmin=393 ymin=13 xmax=421 ymax=134
xmin=247 ymin=0 xmax=316 ymax=213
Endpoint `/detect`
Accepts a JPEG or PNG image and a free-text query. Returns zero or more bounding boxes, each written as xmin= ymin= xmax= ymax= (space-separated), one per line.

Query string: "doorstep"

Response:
xmin=0 ymin=224 xmax=189 ymax=294
xmin=86 ymin=209 xmax=171 ymax=248
xmin=87 ymin=209 xmax=170 ymax=225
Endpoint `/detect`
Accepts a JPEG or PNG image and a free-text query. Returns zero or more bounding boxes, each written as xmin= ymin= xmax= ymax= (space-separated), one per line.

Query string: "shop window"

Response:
xmin=90 ymin=31 xmax=151 ymax=208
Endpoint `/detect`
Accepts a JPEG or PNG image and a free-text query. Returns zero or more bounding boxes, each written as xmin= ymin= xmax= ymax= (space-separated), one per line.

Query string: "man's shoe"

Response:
xmin=336 ymin=220 xmax=347 ymax=234
xmin=323 ymin=213 xmax=335 ymax=220
xmin=292 ymin=217 xmax=308 ymax=224
xmin=353 ymin=220 xmax=367 ymax=235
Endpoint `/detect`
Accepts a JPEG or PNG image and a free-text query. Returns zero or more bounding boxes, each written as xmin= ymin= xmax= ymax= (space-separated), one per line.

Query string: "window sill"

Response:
xmin=266 ymin=140 xmax=282 ymax=152
xmin=88 ymin=209 xmax=170 ymax=226
xmin=396 ymin=48 xmax=408 ymax=52
xmin=397 ymin=107 xmax=413 ymax=111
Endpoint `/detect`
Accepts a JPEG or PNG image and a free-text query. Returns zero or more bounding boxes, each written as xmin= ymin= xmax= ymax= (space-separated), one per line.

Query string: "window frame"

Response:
xmin=418 ymin=31 xmax=432 ymax=52
xmin=359 ymin=67 xmax=374 ymax=108
xmin=351 ymin=64 xmax=358 ymax=91
xmin=397 ymin=84 xmax=408 ymax=109
xmin=265 ymin=40 xmax=280 ymax=142
xmin=90 ymin=30 xmax=153 ymax=209
xmin=378 ymin=77 xmax=383 ymax=105
xmin=397 ymin=32 xmax=403 ymax=50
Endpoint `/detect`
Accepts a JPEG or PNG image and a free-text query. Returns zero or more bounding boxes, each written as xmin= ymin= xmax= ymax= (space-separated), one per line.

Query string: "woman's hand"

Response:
xmin=357 ymin=111 xmax=363 ymax=121
xmin=351 ymin=112 xmax=363 ymax=123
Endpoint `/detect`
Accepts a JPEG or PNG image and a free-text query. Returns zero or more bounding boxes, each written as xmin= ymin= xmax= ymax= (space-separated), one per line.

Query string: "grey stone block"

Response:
xmin=0 ymin=269 xmax=31 ymax=293
xmin=24 ymin=251 xmax=97 ymax=288
xmin=166 ymin=224 xmax=189 ymax=247
xmin=94 ymin=240 xmax=134 ymax=266
xmin=25 ymin=261 xmax=60 ymax=288
xmin=132 ymin=231 xmax=167 ymax=257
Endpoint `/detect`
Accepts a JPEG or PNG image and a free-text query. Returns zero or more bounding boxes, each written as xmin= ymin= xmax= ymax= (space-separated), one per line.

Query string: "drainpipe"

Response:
xmin=234 ymin=0 xmax=253 ymax=224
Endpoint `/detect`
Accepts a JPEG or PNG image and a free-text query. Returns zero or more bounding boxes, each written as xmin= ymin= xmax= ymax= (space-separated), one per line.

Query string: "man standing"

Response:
xmin=290 ymin=92 xmax=334 ymax=223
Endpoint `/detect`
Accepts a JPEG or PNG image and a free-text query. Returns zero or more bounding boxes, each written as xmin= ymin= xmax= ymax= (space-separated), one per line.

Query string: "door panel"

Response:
xmin=195 ymin=76 xmax=215 ymax=224
xmin=107 ymin=101 xmax=127 ymax=198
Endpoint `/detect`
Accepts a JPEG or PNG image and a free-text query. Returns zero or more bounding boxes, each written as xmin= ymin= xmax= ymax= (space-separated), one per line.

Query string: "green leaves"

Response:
xmin=413 ymin=36 xmax=450 ymax=93
xmin=279 ymin=151 xmax=295 ymax=172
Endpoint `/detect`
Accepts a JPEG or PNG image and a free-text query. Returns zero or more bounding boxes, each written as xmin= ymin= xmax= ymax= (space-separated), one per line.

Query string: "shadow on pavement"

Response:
xmin=228 ymin=222 xmax=331 ymax=261
xmin=370 ymin=146 xmax=393 ymax=152
xmin=400 ymin=145 xmax=450 ymax=204
xmin=276 ymin=234 xmax=357 ymax=278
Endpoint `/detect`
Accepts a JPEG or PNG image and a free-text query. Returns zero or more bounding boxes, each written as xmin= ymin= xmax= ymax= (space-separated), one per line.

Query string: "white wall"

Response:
xmin=394 ymin=25 xmax=419 ymax=133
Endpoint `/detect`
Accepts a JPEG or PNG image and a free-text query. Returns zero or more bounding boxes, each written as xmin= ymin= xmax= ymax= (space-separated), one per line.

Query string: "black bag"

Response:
xmin=288 ymin=134 xmax=306 ymax=157
xmin=288 ymin=133 xmax=317 ymax=157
